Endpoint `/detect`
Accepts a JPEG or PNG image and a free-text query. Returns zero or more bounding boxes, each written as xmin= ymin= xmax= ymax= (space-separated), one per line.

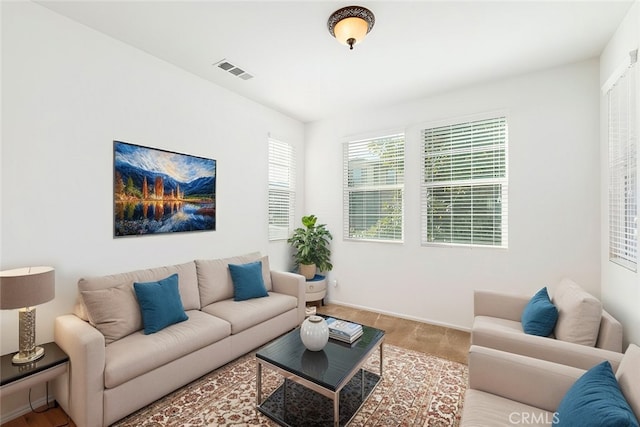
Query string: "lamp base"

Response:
xmin=12 ymin=346 xmax=45 ymax=364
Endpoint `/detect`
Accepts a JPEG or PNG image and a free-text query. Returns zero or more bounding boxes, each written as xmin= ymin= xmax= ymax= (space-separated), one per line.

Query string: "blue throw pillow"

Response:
xmin=229 ymin=261 xmax=269 ymax=301
xmin=554 ymin=361 xmax=639 ymax=427
xmin=133 ymin=273 xmax=188 ymax=334
xmin=521 ymin=287 xmax=558 ymax=336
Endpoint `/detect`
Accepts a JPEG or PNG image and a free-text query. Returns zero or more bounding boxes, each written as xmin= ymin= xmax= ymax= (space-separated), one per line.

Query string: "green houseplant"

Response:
xmin=287 ymin=214 xmax=333 ymax=279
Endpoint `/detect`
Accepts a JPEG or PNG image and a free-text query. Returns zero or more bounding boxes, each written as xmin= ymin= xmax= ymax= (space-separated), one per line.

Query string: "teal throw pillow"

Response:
xmin=133 ymin=273 xmax=188 ymax=334
xmin=521 ymin=287 xmax=558 ymax=336
xmin=229 ymin=261 xmax=269 ymax=301
xmin=554 ymin=361 xmax=639 ymax=427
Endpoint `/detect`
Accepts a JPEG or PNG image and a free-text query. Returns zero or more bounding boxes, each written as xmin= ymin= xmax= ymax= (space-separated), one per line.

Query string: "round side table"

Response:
xmin=305 ymin=274 xmax=327 ymax=316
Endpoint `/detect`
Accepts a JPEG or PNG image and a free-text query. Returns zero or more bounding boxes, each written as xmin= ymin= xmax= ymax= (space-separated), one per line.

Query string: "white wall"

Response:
xmin=306 ymin=59 xmax=601 ymax=330
xmin=0 ymin=2 xmax=303 ymax=420
xmin=600 ymin=1 xmax=640 ymax=349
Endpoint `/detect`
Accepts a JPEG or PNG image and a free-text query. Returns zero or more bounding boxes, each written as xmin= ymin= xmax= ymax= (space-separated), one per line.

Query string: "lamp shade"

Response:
xmin=0 ymin=266 xmax=55 ymax=309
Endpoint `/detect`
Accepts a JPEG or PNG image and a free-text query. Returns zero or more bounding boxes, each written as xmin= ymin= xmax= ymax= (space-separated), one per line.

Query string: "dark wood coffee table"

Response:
xmin=256 ymin=320 xmax=384 ymax=427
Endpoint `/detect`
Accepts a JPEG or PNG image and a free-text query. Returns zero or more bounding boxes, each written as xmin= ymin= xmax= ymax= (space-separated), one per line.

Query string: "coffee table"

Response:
xmin=256 ymin=320 xmax=385 ymax=427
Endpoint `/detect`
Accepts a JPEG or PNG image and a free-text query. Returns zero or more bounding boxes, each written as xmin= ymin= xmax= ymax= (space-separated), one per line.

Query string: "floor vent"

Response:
xmin=214 ymin=59 xmax=254 ymax=81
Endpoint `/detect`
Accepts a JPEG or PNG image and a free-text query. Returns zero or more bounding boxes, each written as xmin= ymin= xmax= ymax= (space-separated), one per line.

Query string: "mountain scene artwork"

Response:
xmin=113 ymin=141 xmax=216 ymax=237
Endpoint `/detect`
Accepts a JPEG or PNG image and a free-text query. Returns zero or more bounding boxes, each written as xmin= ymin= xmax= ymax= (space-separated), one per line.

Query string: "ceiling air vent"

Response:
xmin=214 ymin=59 xmax=254 ymax=81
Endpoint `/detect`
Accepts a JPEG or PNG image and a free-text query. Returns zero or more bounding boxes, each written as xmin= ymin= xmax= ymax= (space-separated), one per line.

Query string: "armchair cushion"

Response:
xmin=552 ymin=279 xmax=602 ymax=347
xmin=521 ymin=287 xmax=558 ymax=336
xmin=554 ymin=361 xmax=638 ymax=426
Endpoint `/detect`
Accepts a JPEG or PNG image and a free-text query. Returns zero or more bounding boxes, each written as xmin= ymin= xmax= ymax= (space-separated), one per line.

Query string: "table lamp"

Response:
xmin=0 ymin=266 xmax=55 ymax=364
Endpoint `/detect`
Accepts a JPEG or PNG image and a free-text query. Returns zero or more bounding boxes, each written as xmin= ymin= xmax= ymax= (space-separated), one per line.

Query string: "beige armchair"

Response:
xmin=461 ymin=344 xmax=638 ymax=426
xmin=472 ymin=279 xmax=624 ymax=370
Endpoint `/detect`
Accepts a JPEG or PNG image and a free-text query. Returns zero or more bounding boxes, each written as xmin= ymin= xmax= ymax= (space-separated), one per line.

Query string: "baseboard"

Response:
xmin=0 ymin=396 xmax=51 ymax=424
xmin=325 ymin=299 xmax=471 ymax=333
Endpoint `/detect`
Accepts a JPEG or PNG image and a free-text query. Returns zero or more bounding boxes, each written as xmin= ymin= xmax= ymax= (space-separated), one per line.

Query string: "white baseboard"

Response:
xmin=0 ymin=395 xmax=51 ymax=424
xmin=325 ymin=299 xmax=471 ymax=333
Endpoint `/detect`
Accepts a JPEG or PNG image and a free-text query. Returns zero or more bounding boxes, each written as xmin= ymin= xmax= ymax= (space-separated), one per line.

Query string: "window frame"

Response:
xmin=343 ymin=133 xmax=405 ymax=243
xmin=420 ymin=113 xmax=509 ymax=249
xmin=268 ymin=138 xmax=296 ymax=241
xmin=607 ymin=51 xmax=638 ymax=271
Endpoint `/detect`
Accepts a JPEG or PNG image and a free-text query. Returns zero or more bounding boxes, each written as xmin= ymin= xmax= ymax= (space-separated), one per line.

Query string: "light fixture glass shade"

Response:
xmin=0 ymin=266 xmax=55 ymax=364
xmin=333 ymin=17 xmax=369 ymax=47
xmin=327 ymin=6 xmax=375 ymax=50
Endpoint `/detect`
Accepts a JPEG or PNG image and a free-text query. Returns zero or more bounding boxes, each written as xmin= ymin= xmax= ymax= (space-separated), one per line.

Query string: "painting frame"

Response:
xmin=113 ymin=141 xmax=216 ymax=237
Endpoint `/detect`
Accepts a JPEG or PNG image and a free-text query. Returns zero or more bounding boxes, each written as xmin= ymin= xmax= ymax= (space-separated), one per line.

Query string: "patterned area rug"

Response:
xmin=112 ymin=344 xmax=468 ymax=427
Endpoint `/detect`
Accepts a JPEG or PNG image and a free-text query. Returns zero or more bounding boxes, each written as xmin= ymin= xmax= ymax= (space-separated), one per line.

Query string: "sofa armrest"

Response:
xmin=472 ymin=326 xmax=624 ymax=370
xmin=474 ymin=290 xmax=530 ymax=321
xmin=53 ymin=314 xmax=106 ymax=427
xmin=271 ymin=271 xmax=306 ymax=325
xmin=468 ymin=345 xmax=584 ymax=412
xmin=596 ymin=309 xmax=623 ymax=352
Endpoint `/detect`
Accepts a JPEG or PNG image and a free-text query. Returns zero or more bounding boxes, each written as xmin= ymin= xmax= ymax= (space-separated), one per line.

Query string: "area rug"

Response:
xmin=112 ymin=344 xmax=468 ymax=427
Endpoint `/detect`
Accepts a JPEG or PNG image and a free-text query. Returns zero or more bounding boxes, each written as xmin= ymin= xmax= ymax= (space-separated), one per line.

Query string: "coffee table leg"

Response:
xmin=334 ymin=392 xmax=339 ymax=427
xmin=256 ymin=362 xmax=262 ymax=406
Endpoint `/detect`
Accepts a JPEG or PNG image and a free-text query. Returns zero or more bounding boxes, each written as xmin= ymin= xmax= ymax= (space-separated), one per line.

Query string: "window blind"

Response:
xmin=343 ymin=134 xmax=404 ymax=242
xmin=608 ymin=52 xmax=637 ymax=271
xmin=421 ymin=116 xmax=508 ymax=247
xmin=268 ymin=139 xmax=295 ymax=241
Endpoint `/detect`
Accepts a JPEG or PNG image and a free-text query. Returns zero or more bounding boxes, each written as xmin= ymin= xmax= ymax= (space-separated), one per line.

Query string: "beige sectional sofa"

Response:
xmin=53 ymin=252 xmax=305 ymax=427
xmin=472 ymin=278 xmax=624 ymax=369
xmin=461 ymin=344 xmax=639 ymax=426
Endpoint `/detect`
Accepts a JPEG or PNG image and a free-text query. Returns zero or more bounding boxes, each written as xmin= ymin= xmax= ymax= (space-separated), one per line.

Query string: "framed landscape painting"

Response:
xmin=113 ymin=141 xmax=216 ymax=237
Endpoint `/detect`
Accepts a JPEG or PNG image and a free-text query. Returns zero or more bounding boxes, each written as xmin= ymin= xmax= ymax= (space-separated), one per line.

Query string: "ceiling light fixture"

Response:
xmin=327 ymin=5 xmax=375 ymax=50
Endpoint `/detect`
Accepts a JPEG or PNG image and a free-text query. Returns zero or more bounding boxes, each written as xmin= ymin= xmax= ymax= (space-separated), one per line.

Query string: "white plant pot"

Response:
xmin=300 ymin=315 xmax=329 ymax=351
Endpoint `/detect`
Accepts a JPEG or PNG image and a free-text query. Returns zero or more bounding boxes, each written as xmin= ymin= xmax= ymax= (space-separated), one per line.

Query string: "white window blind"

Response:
xmin=608 ymin=51 xmax=637 ymax=271
xmin=421 ymin=116 xmax=508 ymax=247
xmin=268 ymin=138 xmax=295 ymax=241
xmin=343 ymin=134 xmax=404 ymax=241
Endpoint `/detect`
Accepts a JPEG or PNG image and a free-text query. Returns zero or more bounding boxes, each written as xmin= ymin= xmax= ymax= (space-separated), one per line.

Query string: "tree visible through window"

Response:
xmin=343 ymin=134 xmax=404 ymax=241
xmin=421 ymin=116 xmax=508 ymax=247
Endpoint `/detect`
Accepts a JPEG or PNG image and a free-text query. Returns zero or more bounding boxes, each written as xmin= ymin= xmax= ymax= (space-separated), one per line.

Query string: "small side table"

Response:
xmin=0 ymin=341 xmax=69 ymax=399
xmin=305 ymin=274 xmax=327 ymax=306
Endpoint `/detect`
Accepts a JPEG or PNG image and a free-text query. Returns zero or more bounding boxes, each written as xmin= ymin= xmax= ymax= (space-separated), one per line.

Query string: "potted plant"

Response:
xmin=287 ymin=214 xmax=333 ymax=279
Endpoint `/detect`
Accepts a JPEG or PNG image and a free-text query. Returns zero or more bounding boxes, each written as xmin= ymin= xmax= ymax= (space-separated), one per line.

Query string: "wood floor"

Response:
xmin=316 ymin=303 xmax=470 ymax=364
xmin=2 ymin=303 xmax=470 ymax=427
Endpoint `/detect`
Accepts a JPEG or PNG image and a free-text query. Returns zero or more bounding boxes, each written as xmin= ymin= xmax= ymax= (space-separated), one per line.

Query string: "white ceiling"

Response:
xmin=37 ymin=0 xmax=633 ymax=123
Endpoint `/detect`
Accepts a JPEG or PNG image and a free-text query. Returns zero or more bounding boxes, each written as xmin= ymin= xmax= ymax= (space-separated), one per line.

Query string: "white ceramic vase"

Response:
xmin=300 ymin=315 xmax=329 ymax=351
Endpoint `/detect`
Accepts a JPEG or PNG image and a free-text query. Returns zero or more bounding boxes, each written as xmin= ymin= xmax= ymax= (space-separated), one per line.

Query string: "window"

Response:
xmin=343 ymin=134 xmax=404 ymax=241
xmin=268 ymin=138 xmax=295 ymax=241
xmin=421 ymin=115 xmax=508 ymax=247
xmin=608 ymin=51 xmax=637 ymax=271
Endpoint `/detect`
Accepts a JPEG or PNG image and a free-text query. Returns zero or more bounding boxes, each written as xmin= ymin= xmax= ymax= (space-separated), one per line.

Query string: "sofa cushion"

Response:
xmin=229 ymin=261 xmax=269 ymax=301
xmin=74 ymin=261 xmax=200 ymax=338
xmin=81 ymin=283 xmax=142 ymax=345
xmin=202 ymin=292 xmax=297 ymax=334
xmin=133 ymin=274 xmax=188 ymax=334
xmin=551 ymin=279 xmax=602 ymax=347
xmin=521 ymin=287 xmax=558 ymax=337
xmin=473 ymin=315 xmax=524 ymax=335
xmin=462 ymin=389 xmax=555 ymax=426
xmin=554 ymin=361 xmax=639 ymax=426
xmin=196 ymin=253 xmax=271 ymax=306
xmin=104 ymin=310 xmax=231 ymax=389
xmin=616 ymin=344 xmax=640 ymax=420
